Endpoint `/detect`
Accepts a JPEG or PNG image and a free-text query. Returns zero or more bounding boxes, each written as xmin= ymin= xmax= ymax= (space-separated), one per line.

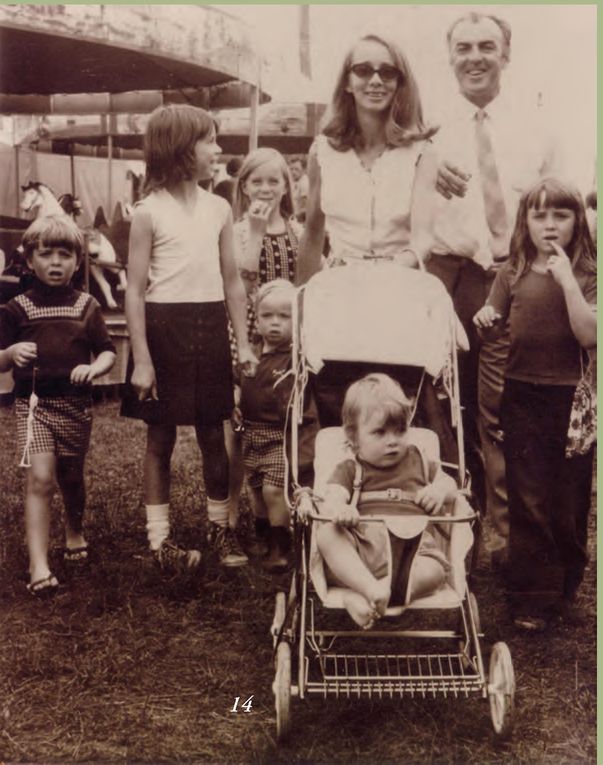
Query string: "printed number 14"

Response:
xmin=231 ymin=695 xmax=253 ymax=713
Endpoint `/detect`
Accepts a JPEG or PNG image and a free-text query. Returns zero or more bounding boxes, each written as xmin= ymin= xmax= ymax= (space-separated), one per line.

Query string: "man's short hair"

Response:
xmin=226 ymin=156 xmax=244 ymax=178
xmin=447 ymin=12 xmax=512 ymax=57
xmin=289 ymin=155 xmax=307 ymax=170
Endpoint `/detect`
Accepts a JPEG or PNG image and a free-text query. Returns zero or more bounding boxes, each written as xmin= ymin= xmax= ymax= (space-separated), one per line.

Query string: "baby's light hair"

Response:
xmin=233 ymin=147 xmax=295 ymax=221
xmin=342 ymin=373 xmax=412 ymax=448
xmin=22 ymin=214 xmax=84 ymax=259
xmin=254 ymin=278 xmax=296 ymax=313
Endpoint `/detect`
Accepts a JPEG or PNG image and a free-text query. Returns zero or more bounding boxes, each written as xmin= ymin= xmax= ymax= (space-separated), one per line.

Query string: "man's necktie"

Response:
xmin=475 ymin=109 xmax=508 ymax=256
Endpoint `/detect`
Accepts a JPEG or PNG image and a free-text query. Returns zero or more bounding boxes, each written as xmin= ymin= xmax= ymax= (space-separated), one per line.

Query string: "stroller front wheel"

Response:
xmin=488 ymin=641 xmax=515 ymax=738
xmin=271 ymin=591 xmax=287 ymax=646
xmin=273 ymin=641 xmax=292 ymax=742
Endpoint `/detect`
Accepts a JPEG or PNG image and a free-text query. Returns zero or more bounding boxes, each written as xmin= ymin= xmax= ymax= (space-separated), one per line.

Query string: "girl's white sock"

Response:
xmin=207 ymin=497 xmax=229 ymax=528
xmin=145 ymin=504 xmax=170 ymax=550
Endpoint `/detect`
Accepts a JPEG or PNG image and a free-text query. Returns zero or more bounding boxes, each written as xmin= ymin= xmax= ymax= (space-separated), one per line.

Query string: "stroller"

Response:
xmin=271 ymin=263 xmax=515 ymax=741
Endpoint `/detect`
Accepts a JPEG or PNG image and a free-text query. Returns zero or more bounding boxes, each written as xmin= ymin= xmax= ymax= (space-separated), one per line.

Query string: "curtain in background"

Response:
xmin=0 ymin=145 xmax=144 ymax=226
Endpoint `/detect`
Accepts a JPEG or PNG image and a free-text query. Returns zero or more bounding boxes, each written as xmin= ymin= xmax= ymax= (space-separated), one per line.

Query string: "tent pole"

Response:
xmin=14 ymin=144 xmax=20 ymax=216
xmin=84 ymin=231 xmax=90 ymax=294
xmin=249 ymin=84 xmax=259 ymax=152
xmin=107 ymin=133 xmax=113 ymax=218
xmin=69 ymin=143 xmax=76 ymax=195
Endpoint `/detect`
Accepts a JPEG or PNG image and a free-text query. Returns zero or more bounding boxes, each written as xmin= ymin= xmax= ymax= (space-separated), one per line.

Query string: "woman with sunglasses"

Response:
xmin=297 ymin=34 xmax=437 ymax=282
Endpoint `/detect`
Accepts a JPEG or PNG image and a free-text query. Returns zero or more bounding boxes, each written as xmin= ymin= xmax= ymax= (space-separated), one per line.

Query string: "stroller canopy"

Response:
xmin=300 ymin=264 xmax=456 ymax=378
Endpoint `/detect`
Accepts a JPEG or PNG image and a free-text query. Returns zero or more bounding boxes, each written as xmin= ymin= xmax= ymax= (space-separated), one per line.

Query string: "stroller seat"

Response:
xmin=308 ymin=427 xmax=474 ymax=614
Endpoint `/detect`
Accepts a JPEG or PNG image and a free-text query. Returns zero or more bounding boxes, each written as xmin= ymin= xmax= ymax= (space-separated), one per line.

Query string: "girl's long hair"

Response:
xmin=508 ymin=177 xmax=597 ymax=284
xmin=322 ymin=34 xmax=437 ymax=151
xmin=232 ymin=147 xmax=295 ymax=221
xmin=143 ymin=104 xmax=216 ymax=195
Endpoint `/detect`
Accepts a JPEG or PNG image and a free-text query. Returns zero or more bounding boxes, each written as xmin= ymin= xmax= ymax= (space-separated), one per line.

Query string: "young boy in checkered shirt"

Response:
xmin=0 ymin=215 xmax=116 ymax=596
xmin=235 ymin=279 xmax=317 ymax=573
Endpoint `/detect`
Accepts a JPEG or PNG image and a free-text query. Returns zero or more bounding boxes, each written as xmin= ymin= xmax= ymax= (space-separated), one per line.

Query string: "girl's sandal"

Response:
xmin=64 ymin=546 xmax=90 ymax=564
xmin=26 ymin=574 xmax=59 ymax=598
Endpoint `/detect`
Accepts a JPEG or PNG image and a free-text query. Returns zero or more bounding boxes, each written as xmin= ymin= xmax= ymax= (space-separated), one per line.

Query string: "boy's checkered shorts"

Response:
xmin=16 ymin=395 xmax=93 ymax=460
xmin=242 ymin=421 xmax=286 ymax=489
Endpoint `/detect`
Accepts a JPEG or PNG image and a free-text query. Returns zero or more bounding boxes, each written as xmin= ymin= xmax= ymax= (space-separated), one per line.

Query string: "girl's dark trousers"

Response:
xmin=500 ymin=379 xmax=594 ymax=616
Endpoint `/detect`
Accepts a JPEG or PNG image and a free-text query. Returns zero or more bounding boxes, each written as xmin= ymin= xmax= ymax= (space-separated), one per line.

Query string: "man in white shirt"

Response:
xmin=427 ymin=12 xmax=558 ymax=565
xmin=289 ymin=156 xmax=309 ymax=223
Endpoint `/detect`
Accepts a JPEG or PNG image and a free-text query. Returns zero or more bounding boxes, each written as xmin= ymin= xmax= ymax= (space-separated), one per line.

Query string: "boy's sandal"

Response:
xmin=64 ymin=545 xmax=90 ymax=563
xmin=513 ymin=614 xmax=548 ymax=632
xmin=26 ymin=574 xmax=59 ymax=598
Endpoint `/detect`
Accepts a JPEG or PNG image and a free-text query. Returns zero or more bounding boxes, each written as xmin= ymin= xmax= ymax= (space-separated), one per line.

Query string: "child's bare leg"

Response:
xmin=408 ymin=557 xmax=447 ymax=602
xmin=246 ymin=486 xmax=270 ymax=557
xmin=263 ymin=483 xmax=289 ymax=528
xmin=144 ymin=424 xmax=176 ymax=505
xmin=248 ymin=486 xmax=268 ymax=521
xmin=56 ymin=456 xmax=87 ymax=550
xmin=143 ymin=425 xmax=176 ymax=552
xmin=316 ymin=524 xmax=390 ymax=623
xmin=224 ymin=421 xmax=244 ymax=527
xmin=25 ymin=453 xmax=56 ymax=583
xmin=197 ymin=421 xmax=247 ymax=567
xmin=195 ymin=421 xmax=229 ymax=502
xmin=262 ymin=484 xmax=291 ymax=572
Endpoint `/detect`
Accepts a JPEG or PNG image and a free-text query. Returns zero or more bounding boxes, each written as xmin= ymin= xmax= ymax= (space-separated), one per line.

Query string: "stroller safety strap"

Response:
xmin=359 ymin=488 xmax=417 ymax=504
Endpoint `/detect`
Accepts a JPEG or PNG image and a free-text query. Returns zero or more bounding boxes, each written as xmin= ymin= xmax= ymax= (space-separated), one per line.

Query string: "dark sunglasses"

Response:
xmin=349 ymin=62 xmax=401 ymax=83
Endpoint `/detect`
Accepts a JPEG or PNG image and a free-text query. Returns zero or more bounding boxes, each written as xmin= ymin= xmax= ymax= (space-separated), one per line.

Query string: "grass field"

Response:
xmin=0 ymin=399 xmax=596 ymax=764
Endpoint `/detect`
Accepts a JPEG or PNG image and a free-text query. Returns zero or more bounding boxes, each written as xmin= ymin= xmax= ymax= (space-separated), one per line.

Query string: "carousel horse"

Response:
xmin=60 ymin=191 xmax=129 ymax=300
xmin=57 ymin=192 xmax=83 ymax=219
xmin=126 ymin=169 xmax=144 ymax=204
xmin=20 ymin=182 xmax=125 ymax=310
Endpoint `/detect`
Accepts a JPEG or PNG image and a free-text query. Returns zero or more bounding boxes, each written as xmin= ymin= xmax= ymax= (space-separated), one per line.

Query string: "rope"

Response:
xmin=19 ymin=366 xmax=39 ymax=469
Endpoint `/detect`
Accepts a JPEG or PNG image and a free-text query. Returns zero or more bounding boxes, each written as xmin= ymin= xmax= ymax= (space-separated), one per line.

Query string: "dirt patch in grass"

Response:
xmin=0 ymin=401 xmax=596 ymax=764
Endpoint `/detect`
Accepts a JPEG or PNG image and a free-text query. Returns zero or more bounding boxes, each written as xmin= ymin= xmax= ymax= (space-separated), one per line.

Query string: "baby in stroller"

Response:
xmin=313 ymin=373 xmax=457 ymax=629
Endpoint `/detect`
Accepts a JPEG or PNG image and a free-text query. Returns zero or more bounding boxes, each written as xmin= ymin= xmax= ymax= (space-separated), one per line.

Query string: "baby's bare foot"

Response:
xmin=366 ymin=577 xmax=391 ymax=617
xmin=342 ymin=591 xmax=376 ymax=628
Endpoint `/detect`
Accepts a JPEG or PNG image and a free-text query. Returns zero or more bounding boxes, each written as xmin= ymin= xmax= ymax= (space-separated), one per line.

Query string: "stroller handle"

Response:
xmin=305 ymin=512 xmax=476 ymax=524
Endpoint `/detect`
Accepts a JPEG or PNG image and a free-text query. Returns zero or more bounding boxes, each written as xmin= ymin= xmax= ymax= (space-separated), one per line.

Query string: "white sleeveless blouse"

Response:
xmin=138 ymin=188 xmax=230 ymax=303
xmin=314 ymin=134 xmax=424 ymax=264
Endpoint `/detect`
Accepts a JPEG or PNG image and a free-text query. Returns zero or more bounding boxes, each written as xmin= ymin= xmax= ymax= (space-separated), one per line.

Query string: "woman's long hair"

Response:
xmin=508 ymin=177 xmax=597 ymax=284
xmin=143 ymin=104 xmax=216 ymax=195
xmin=322 ymin=34 xmax=437 ymax=151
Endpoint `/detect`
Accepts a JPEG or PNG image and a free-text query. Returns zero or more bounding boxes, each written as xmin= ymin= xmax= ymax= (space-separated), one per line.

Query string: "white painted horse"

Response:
xmin=20 ymin=182 xmax=126 ymax=310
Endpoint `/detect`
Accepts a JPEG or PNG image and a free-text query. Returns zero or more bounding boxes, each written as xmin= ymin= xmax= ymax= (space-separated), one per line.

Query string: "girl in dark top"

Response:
xmin=473 ymin=178 xmax=596 ymax=631
xmin=0 ymin=215 xmax=116 ymax=595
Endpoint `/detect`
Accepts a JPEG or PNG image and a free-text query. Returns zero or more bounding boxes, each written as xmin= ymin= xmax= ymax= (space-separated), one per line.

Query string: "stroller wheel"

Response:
xmin=271 ymin=591 xmax=287 ymax=645
xmin=488 ymin=642 xmax=515 ymax=738
xmin=273 ymin=641 xmax=292 ymax=742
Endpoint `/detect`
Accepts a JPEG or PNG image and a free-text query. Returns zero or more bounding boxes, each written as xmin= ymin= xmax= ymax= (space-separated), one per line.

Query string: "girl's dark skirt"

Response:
xmin=121 ymin=302 xmax=234 ymax=427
